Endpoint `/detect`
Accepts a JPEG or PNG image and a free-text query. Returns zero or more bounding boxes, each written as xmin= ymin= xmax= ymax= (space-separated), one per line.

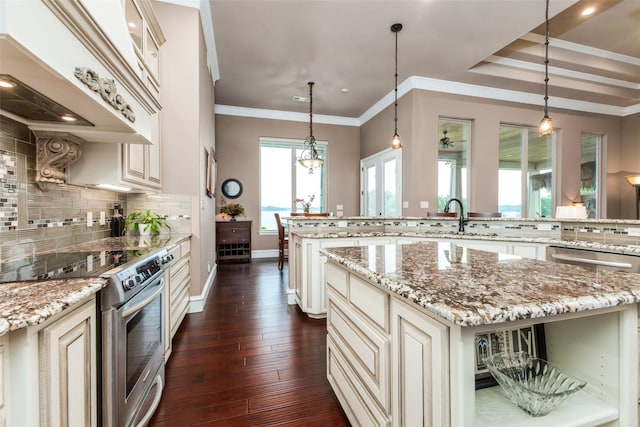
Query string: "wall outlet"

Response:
xmin=402 ymin=201 xmax=409 ymax=209
xmin=87 ymin=211 xmax=93 ymax=227
xmin=207 ymin=262 xmax=211 ymax=272
xmin=99 ymin=211 xmax=106 ymax=225
xmin=336 ymin=204 xmax=344 ymax=210
xmin=420 ymin=201 xmax=429 ymax=209
xmin=628 ymin=227 xmax=640 ymax=236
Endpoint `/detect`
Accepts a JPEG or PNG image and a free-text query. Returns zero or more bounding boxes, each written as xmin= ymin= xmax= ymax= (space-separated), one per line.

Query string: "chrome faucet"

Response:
xmin=443 ymin=198 xmax=468 ymax=233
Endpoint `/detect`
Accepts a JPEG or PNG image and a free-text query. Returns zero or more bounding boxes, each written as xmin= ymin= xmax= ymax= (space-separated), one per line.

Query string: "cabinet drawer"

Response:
xmin=328 ymin=293 xmax=390 ymax=411
xmin=350 ymin=275 xmax=389 ymax=331
xmin=170 ymin=258 xmax=190 ymax=284
xmin=326 ymin=262 xmax=348 ymax=298
xmin=218 ymin=228 xmax=250 ymax=242
xmin=328 ymin=337 xmax=391 ymax=427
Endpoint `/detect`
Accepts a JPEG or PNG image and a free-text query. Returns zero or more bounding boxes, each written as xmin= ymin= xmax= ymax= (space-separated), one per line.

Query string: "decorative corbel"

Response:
xmin=33 ymin=131 xmax=85 ymax=191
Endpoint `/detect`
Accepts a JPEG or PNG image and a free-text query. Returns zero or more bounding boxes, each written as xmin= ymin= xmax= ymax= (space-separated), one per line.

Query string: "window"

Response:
xmin=580 ymin=133 xmax=602 ymax=218
xmin=438 ymin=118 xmax=470 ymax=213
xmin=498 ymin=125 xmax=554 ymax=218
xmin=260 ymin=138 xmax=326 ymax=232
xmin=361 ymin=148 xmax=402 ymax=216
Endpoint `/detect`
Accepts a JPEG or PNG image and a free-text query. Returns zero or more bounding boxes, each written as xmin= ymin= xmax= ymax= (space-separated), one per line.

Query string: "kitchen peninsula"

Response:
xmin=323 ymin=241 xmax=640 ymax=427
xmin=286 ymin=216 xmax=640 ymax=317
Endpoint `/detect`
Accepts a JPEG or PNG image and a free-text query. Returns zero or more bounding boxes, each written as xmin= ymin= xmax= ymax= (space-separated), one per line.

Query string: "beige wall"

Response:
xmin=156 ymin=2 xmax=217 ymax=296
xmin=362 ymin=89 xmax=628 ymax=218
xmin=620 ymin=113 xmax=640 ymax=218
xmin=215 ymin=115 xmax=360 ymax=250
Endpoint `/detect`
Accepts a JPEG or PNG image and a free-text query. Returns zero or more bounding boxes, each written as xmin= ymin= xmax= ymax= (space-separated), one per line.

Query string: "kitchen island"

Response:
xmin=322 ymin=241 xmax=640 ymax=426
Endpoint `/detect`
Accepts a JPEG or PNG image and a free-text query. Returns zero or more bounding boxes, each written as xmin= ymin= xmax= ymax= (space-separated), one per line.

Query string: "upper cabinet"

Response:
xmin=125 ymin=0 xmax=164 ymax=102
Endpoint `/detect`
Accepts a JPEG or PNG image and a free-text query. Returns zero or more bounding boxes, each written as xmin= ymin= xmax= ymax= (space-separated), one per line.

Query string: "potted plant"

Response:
xmin=125 ymin=210 xmax=172 ymax=236
xmin=294 ymin=194 xmax=315 ymax=214
xmin=220 ymin=202 xmax=245 ymax=222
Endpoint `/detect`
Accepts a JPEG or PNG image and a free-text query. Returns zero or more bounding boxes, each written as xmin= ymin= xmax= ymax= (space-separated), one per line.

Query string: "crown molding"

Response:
xmin=214 ymin=105 xmax=360 ymax=126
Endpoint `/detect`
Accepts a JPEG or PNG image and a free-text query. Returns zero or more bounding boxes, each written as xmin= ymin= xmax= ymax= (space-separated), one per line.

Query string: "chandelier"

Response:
xmin=298 ymin=81 xmax=323 ymax=173
xmin=390 ymin=23 xmax=403 ymax=149
xmin=538 ymin=0 xmax=553 ymax=136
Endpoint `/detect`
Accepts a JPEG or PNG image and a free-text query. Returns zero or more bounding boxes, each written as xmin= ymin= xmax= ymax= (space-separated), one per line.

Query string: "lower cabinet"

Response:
xmin=326 ymin=259 xmax=637 ymax=427
xmin=6 ymin=296 xmax=97 ymax=427
xmin=164 ymin=238 xmax=191 ymax=361
xmin=40 ymin=299 xmax=97 ymax=427
xmin=0 ymin=334 xmax=7 ymax=427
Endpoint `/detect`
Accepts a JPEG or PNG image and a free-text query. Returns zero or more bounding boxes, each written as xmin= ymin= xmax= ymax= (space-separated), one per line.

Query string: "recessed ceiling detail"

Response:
xmin=74 ymin=67 xmax=136 ymax=123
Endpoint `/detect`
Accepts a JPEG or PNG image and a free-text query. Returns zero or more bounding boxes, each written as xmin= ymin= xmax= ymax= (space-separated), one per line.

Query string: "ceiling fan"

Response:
xmin=439 ymin=130 xmax=463 ymax=149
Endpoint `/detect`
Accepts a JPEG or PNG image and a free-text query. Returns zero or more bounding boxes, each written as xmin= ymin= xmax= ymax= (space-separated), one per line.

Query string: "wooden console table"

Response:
xmin=216 ymin=220 xmax=252 ymax=263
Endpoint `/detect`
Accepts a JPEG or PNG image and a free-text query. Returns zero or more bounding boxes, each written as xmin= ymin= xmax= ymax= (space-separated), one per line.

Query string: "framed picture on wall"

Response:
xmin=206 ymin=147 xmax=216 ymax=198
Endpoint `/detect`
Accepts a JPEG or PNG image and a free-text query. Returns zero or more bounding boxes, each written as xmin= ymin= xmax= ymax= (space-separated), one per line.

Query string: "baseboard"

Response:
xmin=188 ymin=263 xmax=217 ymax=313
xmin=251 ymin=249 xmax=279 ymax=259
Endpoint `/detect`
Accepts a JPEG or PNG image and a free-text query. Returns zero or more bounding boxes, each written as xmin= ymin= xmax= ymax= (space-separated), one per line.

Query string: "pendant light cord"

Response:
xmin=394 ymin=27 xmax=399 ymax=134
xmin=543 ymin=0 xmax=549 ymax=117
xmin=308 ymin=81 xmax=314 ymax=140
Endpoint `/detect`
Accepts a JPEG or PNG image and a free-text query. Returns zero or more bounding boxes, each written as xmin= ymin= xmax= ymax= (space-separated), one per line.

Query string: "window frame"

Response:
xmin=259 ymin=137 xmax=327 ymax=234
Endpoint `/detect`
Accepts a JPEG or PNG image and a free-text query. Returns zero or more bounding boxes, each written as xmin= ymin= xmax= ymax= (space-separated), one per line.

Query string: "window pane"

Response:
xmin=498 ymin=126 xmax=523 ymax=218
xmin=438 ymin=119 xmax=469 ymax=213
xmin=260 ymin=141 xmax=326 ymax=231
xmin=527 ymin=129 xmax=552 ymax=218
xmin=366 ymin=165 xmax=376 ymax=216
xmin=384 ymin=159 xmax=396 ymax=216
xmin=295 ymin=147 xmax=324 ymax=213
xmin=580 ymin=134 xmax=599 ymax=218
xmin=260 ymin=145 xmax=292 ymax=231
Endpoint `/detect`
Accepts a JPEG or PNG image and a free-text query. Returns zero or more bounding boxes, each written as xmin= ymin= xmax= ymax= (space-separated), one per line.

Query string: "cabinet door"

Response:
xmin=391 ymin=300 xmax=449 ymax=427
xmin=0 ymin=335 xmax=6 ymax=427
xmin=40 ymin=299 xmax=97 ymax=427
xmin=124 ymin=143 xmax=146 ymax=182
xmin=147 ymin=112 xmax=162 ymax=186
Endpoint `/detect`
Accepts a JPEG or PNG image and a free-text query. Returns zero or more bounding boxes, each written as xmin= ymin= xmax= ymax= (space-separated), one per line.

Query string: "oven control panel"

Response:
xmin=122 ymin=258 xmax=163 ymax=290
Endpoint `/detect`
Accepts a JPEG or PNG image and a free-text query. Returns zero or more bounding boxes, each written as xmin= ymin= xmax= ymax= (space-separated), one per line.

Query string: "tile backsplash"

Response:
xmin=0 ymin=116 xmax=191 ymax=262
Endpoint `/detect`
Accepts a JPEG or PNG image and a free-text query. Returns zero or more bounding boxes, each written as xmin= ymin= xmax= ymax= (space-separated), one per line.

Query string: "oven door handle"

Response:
xmin=550 ymin=253 xmax=633 ymax=269
xmin=134 ymin=374 xmax=163 ymax=427
xmin=121 ymin=278 xmax=164 ymax=318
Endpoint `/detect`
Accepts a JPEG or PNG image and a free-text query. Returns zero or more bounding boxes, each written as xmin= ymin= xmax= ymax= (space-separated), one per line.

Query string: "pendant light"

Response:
xmin=538 ymin=0 xmax=553 ymax=136
xmin=390 ymin=23 xmax=403 ymax=149
xmin=298 ymin=81 xmax=323 ymax=173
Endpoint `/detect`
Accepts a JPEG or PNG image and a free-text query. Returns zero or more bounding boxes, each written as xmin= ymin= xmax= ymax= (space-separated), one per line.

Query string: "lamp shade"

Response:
xmin=626 ymin=175 xmax=640 ymax=186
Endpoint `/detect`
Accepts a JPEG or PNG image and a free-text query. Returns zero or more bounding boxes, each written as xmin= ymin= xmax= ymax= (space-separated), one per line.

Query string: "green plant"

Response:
xmin=125 ymin=210 xmax=171 ymax=235
xmin=220 ymin=202 xmax=245 ymax=217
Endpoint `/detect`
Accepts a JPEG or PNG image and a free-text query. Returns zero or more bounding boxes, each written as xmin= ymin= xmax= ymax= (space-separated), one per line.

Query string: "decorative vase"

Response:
xmin=229 ymin=215 xmax=237 ymax=222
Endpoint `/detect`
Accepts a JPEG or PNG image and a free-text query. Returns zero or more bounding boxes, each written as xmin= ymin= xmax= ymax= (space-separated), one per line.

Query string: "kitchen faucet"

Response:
xmin=443 ymin=198 xmax=468 ymax=233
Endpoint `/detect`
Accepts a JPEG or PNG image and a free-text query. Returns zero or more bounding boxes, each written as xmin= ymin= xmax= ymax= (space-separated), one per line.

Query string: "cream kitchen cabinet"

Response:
xmin=290 ymin=236 xmax=394 ymax=318
xmin=8 ymin=296 xmax=97 ymax=427
xmin=0 ymin=334 xmax=7 ymax=427
xmin=68 ymin=113 xmax=162 ymax=191
xmin=164 ymin=238 xmax=191 ymax=361
xmin=325 ymin=257 xmax=637 ymax=427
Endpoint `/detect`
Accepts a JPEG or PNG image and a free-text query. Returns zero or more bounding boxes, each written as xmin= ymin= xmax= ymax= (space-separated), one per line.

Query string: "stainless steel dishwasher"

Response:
xmin=546 ymin=245 xmax=640 ymax=406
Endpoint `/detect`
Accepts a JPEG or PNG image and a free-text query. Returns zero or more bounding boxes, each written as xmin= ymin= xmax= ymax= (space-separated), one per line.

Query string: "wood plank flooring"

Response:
xmin=149 ymin=259 xmax=350 ymax=426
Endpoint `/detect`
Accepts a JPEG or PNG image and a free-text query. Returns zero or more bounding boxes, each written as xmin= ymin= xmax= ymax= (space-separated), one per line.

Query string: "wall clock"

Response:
xmin=221 ymin=178 xmax=243 ymax=199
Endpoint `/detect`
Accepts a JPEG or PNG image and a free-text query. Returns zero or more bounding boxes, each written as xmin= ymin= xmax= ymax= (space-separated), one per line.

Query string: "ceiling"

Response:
xmin=207 ymin=0 xmax=640 ymax=121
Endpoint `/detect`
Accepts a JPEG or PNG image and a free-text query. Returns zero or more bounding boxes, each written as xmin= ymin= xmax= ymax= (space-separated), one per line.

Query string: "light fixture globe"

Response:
xmin=297 ymin=81 xmax=324 ymax=174
xmin=538 ymin=0 xmax=553 ymax=137
xmin=390 ymin=23 xmax=403 ymax=149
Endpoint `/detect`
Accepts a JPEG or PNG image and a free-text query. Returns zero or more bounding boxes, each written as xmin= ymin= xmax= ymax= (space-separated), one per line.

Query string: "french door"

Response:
xmin=360 ymin=148 xmax=402 ymax=216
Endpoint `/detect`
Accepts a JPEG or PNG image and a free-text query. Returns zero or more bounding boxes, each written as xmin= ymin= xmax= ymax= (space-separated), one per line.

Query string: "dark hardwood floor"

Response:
xmin=149 ymin=259 xmax=350 ymax=426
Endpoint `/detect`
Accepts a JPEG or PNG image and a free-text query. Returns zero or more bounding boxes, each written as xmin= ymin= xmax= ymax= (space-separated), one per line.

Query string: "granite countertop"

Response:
xmin=0 ymin=277 xmax=108 ymax=336
xmin=293 ymin=230 xmax=640 ymax=256
xmin=0 ymin=234 xmax=191 ymax=336
xmin=322 ymin=241 xmax=640 ymax=327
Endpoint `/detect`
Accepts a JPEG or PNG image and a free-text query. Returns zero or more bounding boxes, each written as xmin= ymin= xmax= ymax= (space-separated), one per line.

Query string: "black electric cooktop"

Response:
xmin=0 ymin=248 xmax=159 ymax=283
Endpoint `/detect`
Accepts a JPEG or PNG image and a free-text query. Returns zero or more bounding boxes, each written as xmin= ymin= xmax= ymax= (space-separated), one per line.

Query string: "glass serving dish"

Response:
xmin=483 ymin=351 xmax=587 ymax=417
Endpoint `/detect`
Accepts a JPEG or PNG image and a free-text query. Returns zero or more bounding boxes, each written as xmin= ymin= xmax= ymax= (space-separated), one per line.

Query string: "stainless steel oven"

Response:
xmin=100 ymin=248 xmax=172 ymax=427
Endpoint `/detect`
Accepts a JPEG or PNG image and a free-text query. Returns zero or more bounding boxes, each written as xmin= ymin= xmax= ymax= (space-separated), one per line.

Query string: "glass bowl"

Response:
xmin=482 ymin=351 xmax=587 ymax=417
